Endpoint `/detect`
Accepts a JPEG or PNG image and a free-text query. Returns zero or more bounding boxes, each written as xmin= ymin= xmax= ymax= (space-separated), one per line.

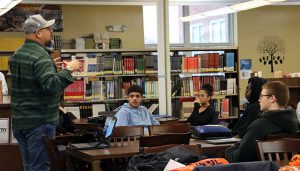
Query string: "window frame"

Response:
xmin=143 ymin=5 xmax=235 ymax=48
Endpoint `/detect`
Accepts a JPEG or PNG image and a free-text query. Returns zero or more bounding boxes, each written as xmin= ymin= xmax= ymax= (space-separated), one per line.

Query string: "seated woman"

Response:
xmin=187 ymin=84 xmax=216 ymax=126
xmin=231 ymin=77 xmax=266 ymax=138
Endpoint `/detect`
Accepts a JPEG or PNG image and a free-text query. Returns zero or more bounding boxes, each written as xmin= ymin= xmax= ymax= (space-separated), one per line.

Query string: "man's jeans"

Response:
xmin=13 ymin=124 xmax=56 ymax=171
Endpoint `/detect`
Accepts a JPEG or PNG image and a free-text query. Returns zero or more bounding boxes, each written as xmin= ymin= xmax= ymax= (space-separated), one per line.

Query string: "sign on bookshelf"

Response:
xmin=0 ymin=118 xmax=9 ymax=144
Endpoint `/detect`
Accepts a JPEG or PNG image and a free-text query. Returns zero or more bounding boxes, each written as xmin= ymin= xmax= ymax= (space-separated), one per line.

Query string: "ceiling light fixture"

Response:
xmin=180 ymin=0 xmax=286 ymax=22
xmin=0 ymin=0 xmax=23 ymax=16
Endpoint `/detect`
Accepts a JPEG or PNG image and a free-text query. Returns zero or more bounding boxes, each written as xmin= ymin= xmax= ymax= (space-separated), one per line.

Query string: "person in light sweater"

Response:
xmin=0 ymin=72 xmax=8 ymax=95
xmin=115 ymin=85 xmax=160 ymax=126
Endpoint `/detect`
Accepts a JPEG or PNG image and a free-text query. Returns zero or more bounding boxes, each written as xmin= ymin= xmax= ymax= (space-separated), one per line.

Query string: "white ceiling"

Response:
xmin=21 ymin=0 xmax=300 ymax=6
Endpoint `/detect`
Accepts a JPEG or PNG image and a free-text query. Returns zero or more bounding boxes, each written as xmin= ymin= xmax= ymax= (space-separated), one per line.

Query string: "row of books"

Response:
xmin=181 ymin=52 xmax=235 ymax=73
xmin=61 ymin=52 xmax=235 ymax=76
xmin=64 ymin=77 xmax=158 ymax=102
xmin=181 ymin=77 xmax=237 ymax=97
xmin=61 ymin=53 xmax=158 ymax=75
xmin=210 ymin=98 xmax=239 ymax=118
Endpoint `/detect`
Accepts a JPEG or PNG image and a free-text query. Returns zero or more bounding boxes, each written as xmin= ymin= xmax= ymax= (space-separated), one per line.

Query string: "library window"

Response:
xmin=190 ymin=23 xmax=204 ymax=43
xmin=189 ymin=4 xmax=230 ymax=44
xmin=210 ymin=19 xmax=226 ymax=43
xmin=144 ymin=4 xmax=233 ymax=46
xmin=143 ymin=5 xmax=184 ymax=44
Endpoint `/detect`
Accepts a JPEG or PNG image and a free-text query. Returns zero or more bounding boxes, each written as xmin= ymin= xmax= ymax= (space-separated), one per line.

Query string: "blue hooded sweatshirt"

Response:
xmin=115 ymin=103 xmax=160 ymax=126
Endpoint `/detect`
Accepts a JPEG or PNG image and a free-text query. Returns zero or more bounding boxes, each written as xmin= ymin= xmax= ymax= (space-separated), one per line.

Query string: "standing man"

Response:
xmin=10 ymin=14 xmax=80 ymax=171
xmin=225 ymin=81 xmax=298 ymax=162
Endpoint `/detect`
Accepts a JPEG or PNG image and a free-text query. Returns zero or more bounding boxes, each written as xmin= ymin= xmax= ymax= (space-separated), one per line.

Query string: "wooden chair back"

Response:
xmin=140 ymin=144 xmax=200 ymax=154
xmin=140 ymin=132 xmax=191 ymax=148
xmin=266 ymin=131 xmax=300 ymax=140
xmin=42 ymin=136 xmax=66 ymax=171
xmin=148 ymin=123 xmax=191 ymax=136
xmin=111 ymin=126 xmax=144 ymax=143
xmin=256 ymin=138 xmax=300 ymax=161
xmin=110 ymin=126 xmax=144 ymax=171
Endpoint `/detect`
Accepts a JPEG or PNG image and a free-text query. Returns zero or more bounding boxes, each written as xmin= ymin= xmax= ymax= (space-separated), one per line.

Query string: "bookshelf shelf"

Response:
xmin=72 ymin=73 xmax=158 ymax=78
xmin=63 ymin=97 xmax=159 ymax=104
xmin=61 ymin=48 xmax=157 ymax=53
xmin=170 ymin=46 xmax=238 ymax=52
xmin=179 ymin=71 xmax=237 ymax=78
xmin=219 ymin=116 xmax=239 ymax=120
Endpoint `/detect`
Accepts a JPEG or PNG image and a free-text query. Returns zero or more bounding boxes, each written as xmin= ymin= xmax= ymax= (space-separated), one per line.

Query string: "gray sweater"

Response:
xmin=115 ymin=103 xmax=160 ymax=126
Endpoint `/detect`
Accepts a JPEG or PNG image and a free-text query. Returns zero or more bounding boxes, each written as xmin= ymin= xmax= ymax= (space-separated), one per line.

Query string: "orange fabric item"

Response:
xmin=171 ymin=158 xmax=229 ymax=171
xmin=289 ymin=154 xmax=300 ymax=166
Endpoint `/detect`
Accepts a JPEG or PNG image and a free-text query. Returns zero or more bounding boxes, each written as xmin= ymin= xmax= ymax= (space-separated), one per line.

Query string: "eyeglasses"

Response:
xmin=37 ymin=27 xmax=52 ymax=33
xmin=259 ymin=94 xmax=273 ymax=99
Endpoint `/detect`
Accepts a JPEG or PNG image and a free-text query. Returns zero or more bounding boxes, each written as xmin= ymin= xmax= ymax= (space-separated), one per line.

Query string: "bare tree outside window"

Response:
xmin=258 ymin=36 xmax=285 ymax=73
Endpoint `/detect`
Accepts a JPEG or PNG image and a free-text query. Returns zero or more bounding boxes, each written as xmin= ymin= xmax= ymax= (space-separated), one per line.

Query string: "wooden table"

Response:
xmin=66 ymin=138 xmax=234 ymax=171
xmin=73 ymin=118 xmax=103 ymax=130
xmin=190 ymin=138 xmax=234 ymax=157
xmin=157 ymin=117 xmax=179 ymax=124
xmin=66 ymin=141 xmax=139 ymax=171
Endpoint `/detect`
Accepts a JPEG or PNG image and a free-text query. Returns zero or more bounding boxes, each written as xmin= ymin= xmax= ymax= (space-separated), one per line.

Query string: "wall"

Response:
xmin=0 ymin=5 xmax=145 ymax=49
xmin=238 ymin=6 xmax=300 ymax=98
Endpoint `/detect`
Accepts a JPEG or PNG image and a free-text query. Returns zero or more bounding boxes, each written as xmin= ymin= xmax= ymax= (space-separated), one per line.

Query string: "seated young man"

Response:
xmin=225 ymin=81 xmax=299 ymax=162
xmin=115 ymin=85 xmax=160 ymax=126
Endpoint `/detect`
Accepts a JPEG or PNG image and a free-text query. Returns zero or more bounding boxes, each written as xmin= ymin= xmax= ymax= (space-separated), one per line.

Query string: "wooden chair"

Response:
xmin=256 ymin=138 xmax=300 ymax=161
xmin=112 ymin=125 xmax=144 ymax=143
xmin=266 ymin=131 xmax=300 ymax=140
xmin=42 ymin=136 xmax=66 ymax=171
xmin=140 ymin=144 xmax=200 ymax=155
xmin=140 ymin=132 xmax=191 ymax=148
xmin=109 ymin=126 xmax=144 ymax=171
xmin=148 ymin=123 xmax=191 ymax=136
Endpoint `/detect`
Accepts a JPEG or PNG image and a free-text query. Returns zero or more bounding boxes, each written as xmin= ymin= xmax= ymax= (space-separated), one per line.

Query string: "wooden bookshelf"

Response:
xmin=60 ymin=49 xmax=161 ymax=116
xmin=170 ymin=47 xmax=240 ymax=120
xmin=60 ymin=47 xmax=240 ymax=120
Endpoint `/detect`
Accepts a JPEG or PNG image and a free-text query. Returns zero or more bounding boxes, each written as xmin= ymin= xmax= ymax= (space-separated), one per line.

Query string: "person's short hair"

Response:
xmin=262 ymin=81 xmax=289 ymax=107
xmin=201 ymin=84 xmax=213 ymax=97
xmin=23 ymin=14 xmax=55 ymax=34
xmin=127 ymin=85 xmax=144 ymax=96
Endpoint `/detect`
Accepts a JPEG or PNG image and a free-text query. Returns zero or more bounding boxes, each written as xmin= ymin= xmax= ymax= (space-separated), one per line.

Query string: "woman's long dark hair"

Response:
xmin=248 ymin=77 xmax=267 ymax=104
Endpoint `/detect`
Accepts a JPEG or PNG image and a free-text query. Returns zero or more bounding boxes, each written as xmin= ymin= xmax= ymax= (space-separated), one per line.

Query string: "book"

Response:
xmin=148 ymin=104 xmax=159 ymax=114
xmin=64 ymin=79 xmax=85 ymax=102
xmin=92 ymin=104 xmax=106 ymax=117
xmin=225 ymin=52 xmax=235 ymax=71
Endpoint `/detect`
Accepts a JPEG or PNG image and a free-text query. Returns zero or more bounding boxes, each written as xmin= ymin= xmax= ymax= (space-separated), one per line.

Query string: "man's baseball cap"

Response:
xmin=23 ymin=14 xmax=55 ymax=34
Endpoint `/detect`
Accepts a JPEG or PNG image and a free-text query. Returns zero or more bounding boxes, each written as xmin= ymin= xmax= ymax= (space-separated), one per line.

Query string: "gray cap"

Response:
xmin=23 ymin=14 xmax=55 ymax=34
